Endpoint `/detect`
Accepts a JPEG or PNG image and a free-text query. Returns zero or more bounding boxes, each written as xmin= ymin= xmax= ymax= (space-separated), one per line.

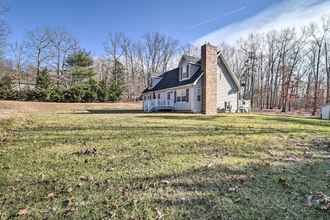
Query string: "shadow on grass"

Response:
xmin=72 ymin=109 xmax=145 ymax=114
xmin=14 ymin=124 xmax=327 ymax=145
xmin=264 ymin=116 xmax=330 ymax=128
xmin=127 ymin=154 xmax=330 ymax=219
xmin=138 ymin=115 xmax=224 ymax=121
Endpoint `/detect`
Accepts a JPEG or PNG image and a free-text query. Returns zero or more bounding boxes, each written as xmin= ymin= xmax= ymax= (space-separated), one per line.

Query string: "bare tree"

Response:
xmin=323 ymin=16 xmax=330 ymax=104
xmin=25 ymin=27 xmax=52 ymax=77
xmin=309 ymin=24 xmax=328 ymax=115
xmin=104 ymin=32 xmax=125 ymax=86
xmin=48 ymin=28 xmax=79 ymax=86
xmin=142 ymin=32 xmax=178 ymax=81
xmin=326 ymin=37 xmax=330 ymax=103
xmin=9 ymin=42 xmax=26 ymax=90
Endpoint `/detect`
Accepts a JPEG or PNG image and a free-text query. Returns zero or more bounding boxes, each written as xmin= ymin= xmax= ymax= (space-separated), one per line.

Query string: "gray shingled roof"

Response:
xmin=143 ymin=52 xmax=240 ymax=93
xmin=143 ymin=65 xmax=202 ymax=93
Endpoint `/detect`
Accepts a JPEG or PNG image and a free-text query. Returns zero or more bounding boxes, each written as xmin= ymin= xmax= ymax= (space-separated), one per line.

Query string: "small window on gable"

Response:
xmin=181 ymin=64 xmax=190 ymax=80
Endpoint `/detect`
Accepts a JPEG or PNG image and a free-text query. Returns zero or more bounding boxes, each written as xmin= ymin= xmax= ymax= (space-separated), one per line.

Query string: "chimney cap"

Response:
xmin=202 ymin=42 xmax=217 ymax=49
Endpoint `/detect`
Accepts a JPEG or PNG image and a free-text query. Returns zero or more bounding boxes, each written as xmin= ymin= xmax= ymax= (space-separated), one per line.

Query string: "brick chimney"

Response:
xmin=201 ymin=43 xmax=218 ymax=115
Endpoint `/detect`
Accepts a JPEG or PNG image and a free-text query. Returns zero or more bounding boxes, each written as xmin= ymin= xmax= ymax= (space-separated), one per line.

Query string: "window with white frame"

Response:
xmin=180 ymin=64 xmax=190 ymax=80
xmin=175 ymin=89 xmax=190 ymax=103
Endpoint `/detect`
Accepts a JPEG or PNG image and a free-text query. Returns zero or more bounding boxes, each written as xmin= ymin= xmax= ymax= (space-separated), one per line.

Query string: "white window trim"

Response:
xmin=180 ymin=64 xmax=190 ymax=81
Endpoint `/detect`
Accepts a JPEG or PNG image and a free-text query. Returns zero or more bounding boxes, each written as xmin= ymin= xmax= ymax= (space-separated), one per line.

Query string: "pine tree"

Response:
xmin=65 ymin=50 xmax=95 ymax=84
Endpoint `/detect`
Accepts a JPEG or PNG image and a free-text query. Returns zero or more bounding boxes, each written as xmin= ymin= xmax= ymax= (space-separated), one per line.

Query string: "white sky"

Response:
xmin=194 ymin=0 xmax=330 ymax=45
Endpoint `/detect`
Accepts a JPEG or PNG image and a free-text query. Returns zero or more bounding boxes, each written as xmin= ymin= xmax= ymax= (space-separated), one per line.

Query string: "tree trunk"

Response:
xmin=37 ymin=48 xmax=41 ymax=78
xmin=57 ymin=48 xmax=61 ymax=87
xmin=312 ymin=46 xmax=322 ymax=115
xmin=325 ymin=40 xmax=330 ymax=103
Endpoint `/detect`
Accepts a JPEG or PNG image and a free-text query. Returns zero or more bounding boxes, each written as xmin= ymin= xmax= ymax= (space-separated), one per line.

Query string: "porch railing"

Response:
xmin=144 ymin=100 xmax=175 ymax=112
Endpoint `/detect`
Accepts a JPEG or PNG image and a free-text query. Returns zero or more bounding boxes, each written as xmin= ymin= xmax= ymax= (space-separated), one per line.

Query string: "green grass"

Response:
xmin=0 ymin=111 xmax=330 ymax=219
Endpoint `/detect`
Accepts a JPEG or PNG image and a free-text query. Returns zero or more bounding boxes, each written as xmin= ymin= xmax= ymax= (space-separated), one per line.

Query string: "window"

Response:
xmin=174 ymin=89 xmax=190 ymax=103
xmin=197 ymin=88 xmax=201 ymax=102
xmin=158 ymin=94 xmax=160 ymax=99
xmin=180 ymin=64 xmax=190 ymax=80
xmin=153 ymin=93 xmax=156 ymax=99
xmin=225 ymin=102 xmax=231 ymax=111
xmin=167 ymin=92 xmax=171 ymax=100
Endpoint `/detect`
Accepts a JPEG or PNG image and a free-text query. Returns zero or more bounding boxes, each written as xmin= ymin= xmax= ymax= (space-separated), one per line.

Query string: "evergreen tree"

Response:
xmin=0 ymin=74 xmax=15 ymax=100
xmin=108 ymin=80 xmax=122 ymax=101
xmin=35 ymin=68 xmax=52 ymax=101
xmin=65 ymin=50 xmax=95 ymax=84
xmin=97 ymin=79 xmax=107 ymax=102
xmin=109 ymin=59 xmax=125 ymax=101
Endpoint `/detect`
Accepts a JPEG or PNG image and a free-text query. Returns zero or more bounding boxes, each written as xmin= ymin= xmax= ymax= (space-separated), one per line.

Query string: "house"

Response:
xmin=142 ymin=43 xmax=241 ymax=115
xmin=321 ymin=104 xmax=330 ymax=120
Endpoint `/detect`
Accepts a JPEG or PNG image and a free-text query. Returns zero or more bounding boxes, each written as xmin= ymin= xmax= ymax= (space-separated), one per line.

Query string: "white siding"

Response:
xmin=217 ymin=64 xmax=238 ymax=112
xmin=143 ymin=85 xmax=195 ymax=112
xmin=321 ymin=105 xmax=330 ymax=120
xmin=192 ymin=80 xmax=202 ymax=113
xmin=173 ymin=87 xmax=192 ymax=111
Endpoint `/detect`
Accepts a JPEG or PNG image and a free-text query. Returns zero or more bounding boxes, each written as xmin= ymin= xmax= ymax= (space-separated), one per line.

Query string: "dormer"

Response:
xmin=178 ymin=55 xmax=200 ymax=81
xmin=148 ymin=76 xmax=162 ymax=89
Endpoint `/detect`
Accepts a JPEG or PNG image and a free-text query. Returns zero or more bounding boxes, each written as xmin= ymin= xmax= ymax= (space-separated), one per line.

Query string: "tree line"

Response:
xmin=0 ymin=27 xmax=180 ymax=102
xmin=218 ymin=16 xmax=330 ymax=115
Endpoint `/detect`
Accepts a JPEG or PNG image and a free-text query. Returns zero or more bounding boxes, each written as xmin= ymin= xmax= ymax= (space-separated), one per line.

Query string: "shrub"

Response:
xmin=97 ymin=80 xmax=107 ymax=102
xmin=47 ymin=87 xmax=64 ymax=102
xmin=108 ymin=81 xmax=122 ymax=102
xmin=35 ymin=69 xmax=52 ymax=101
xmin=0 ymin=75 xmax=16 ymax=100
xmin=64 ymin=86 xmax=82 ymax=102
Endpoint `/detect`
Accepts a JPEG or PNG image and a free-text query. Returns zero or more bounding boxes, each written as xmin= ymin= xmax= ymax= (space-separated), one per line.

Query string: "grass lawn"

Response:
xmin=0 ymin=104 xmax=330 ymax=219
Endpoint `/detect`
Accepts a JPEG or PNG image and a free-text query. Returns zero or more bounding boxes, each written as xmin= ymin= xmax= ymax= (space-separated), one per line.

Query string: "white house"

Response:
xmin=321 ymin=104 xmax=330 ymax=120
xmin=142 ymin=43 xmax=241 ymax=115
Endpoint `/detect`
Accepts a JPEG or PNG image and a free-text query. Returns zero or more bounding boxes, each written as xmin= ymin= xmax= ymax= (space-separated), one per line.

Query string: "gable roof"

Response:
xmin=143 ymin=52 xmax=240 ymax=93
xmin=217 ymin=52 xmax=240 ymax=90
xmin=180 ymin=55 xmax=200 ymax=64
xmin=143 ymin=65 xmax=202 ymax=93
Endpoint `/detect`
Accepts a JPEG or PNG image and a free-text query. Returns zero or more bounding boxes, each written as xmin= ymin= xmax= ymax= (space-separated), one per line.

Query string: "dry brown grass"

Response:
xmin=0 ymin=100 xmax=142 ymax=120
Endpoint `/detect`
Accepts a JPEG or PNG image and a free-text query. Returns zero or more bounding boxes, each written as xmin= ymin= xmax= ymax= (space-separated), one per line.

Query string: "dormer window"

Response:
xmin=180 ymin=64 xmax=190 ymax=81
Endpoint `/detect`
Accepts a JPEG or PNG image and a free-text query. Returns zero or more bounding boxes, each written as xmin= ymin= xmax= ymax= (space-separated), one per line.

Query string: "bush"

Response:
xmin=21 ymin=89 xmax=38 ymax=101
xmin=35 ymin=69 xmax=52 ymax=101
xmin=108 ymin=81 xmax=122 ymax=102
xmin=97 ymin=80 xmax=107 ymax=102
xmin=0 ymin=75 xmax=16 ymax=100
xmin=64 ymin=86 xmax=83 ymax=102
xmin=47 ymin=87 xmax=64 ymax=102
xmin=82 ymin=88 xmax=97 ymax=102
xmin=0 ymin=71 xmax=124 ymax=103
